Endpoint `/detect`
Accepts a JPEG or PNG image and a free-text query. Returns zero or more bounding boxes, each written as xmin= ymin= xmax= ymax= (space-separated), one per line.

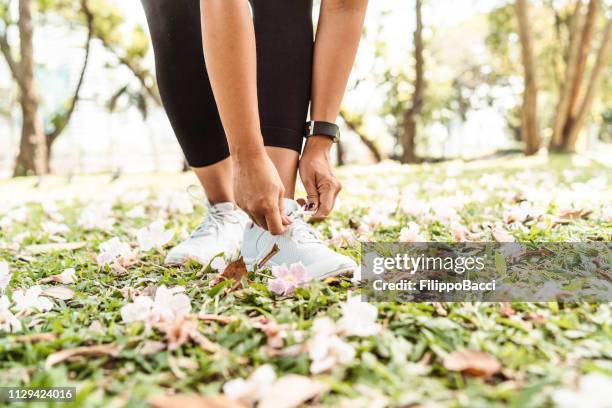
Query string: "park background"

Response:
xmin=0 ymin=1 xmax=611 ymax=407
xmin=1 ymin=0 xmax=610 ymax=177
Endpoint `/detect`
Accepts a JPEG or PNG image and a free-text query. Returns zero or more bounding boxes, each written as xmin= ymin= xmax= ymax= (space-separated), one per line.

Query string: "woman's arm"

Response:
xmin=300 ymin=0 xmax=368 ymax=220
xmin=200 ymin=0 xmax=287 ymax=234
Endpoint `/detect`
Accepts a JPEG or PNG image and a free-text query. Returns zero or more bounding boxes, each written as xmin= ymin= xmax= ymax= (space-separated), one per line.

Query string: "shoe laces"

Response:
xmin=286 ymin=206 xmax=320 ymax=244
xmin=191 ymin=203 xmax=242 ymax=238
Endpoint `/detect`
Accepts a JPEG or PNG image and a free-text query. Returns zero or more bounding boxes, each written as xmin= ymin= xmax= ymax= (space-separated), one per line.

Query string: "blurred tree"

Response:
xmin=340 ymin=109 xmax=384 ymax=162
xmin=488 ymin=0 xmax=610 ymax=154
xmin=1 ymin=0 xmax=158 ymax=176
xmin=515 ymin=0 xmax=541 ymax=155
xmin=401 ymin=0 xmax=425 ymax=163
xmin=551 ymin=0 xmax=611 ymax=151
xmin=1 ymin=0 xmax=93 ymax=176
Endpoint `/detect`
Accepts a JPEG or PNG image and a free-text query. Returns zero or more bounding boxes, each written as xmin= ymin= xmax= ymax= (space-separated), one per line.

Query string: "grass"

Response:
xmin=0 ymin=154 xmax=610 ymax=407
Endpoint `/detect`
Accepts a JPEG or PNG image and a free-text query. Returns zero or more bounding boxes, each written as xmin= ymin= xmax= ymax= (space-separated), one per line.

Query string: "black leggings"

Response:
xmin=141 ymin=0 xmax=314 ymax=167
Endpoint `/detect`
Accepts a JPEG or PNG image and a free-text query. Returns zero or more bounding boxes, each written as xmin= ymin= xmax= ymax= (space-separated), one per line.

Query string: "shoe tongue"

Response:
xmin=211 ymin=202 xmax=236 ymax=212
xmin=282 ymin=198 xmax=300 ymax=216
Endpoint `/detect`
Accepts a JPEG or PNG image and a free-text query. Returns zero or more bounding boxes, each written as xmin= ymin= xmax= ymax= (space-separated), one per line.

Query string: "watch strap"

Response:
xmin=303 ymin=121 xmax=340 ymax=142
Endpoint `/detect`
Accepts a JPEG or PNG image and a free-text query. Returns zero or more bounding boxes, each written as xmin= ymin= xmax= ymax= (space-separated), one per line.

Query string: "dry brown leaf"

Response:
xmin=491 ymin=227 xmax=515 ymax=243
xmin=24 ymin=242 xmax=86 ymax=254
xmin=40 ymin=271 xmax=74 ymax=285
xmin=162 ymin=318 xmax=196 ymax=351
xmin=258 ymin=374 xmax=329 ymax=408
xmin=168 ymin=356 xmax=199 ymax=380
xmin=158 ymin=318 xmax=218 ymax=353
xmin=500 ymin=302 xmax=516 ymax=317
xmin=149 ymin=394 xmax=246 ymax=408
xmin=252 ymin=317 xmax=286 ymax=349
xmin=222 ymin=257 xmax=248 ymax=281
xmin=512 ymin=192 xmax=527 ymax=203
xmin=526 ymin=312 xmax=547 ymax=324
xmin=432 ymin=302 xmax=448 ymax=316
xmin=42 ymin=286 xmax=75 ymax=301
xmin=138 ymin=340 xmax=166 ymax=355
xmin=558 ymin=208 xmax=592 ymax=220
xmin=0 ymin=367 xmax=30 ymax=384
xmin=443 ymin=349 xmax=501 ymax=378
xmin=189 ymin=328 xmax=219 ymax=353
xmin=348 ymin=218 xmax=361 ymax=230
xmin=323 ymin=277 xmax=342 ymax=286
xmin=45 ymin=344 xmax=120 ymax=370
xmin=197 ymin=313 xmax=237 ymax=325
xmin=13 ymin=332 xmax=58 ymax=343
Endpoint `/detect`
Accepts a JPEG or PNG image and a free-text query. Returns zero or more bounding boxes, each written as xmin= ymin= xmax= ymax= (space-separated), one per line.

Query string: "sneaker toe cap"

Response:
xmin=307 ymin=256 xmax=358 ymax=280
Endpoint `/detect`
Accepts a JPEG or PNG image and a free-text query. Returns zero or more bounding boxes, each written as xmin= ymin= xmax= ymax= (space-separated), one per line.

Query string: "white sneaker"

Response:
xmin=241 ymin=199 xmax=358 ymax=279
xmin=165 ymin=202 xmax=249 ymax=266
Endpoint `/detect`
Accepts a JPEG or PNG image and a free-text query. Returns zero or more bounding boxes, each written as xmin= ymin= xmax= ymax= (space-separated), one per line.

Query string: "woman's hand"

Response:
xmin=233 ymin=150 xmax=289 ymax=235
xmin=299 ymin=136 xmax=342 ymax=221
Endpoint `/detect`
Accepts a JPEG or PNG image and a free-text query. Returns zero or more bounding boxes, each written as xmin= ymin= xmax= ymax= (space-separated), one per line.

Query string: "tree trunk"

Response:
xmin=565 ymin=18 xmax=612 ymax=150
xmin=402 ymin=0 xmax=425 ymax=164
xmin=340 ymin=110 xmax=384 ymax=162
xmin=551 ymin=0 xmax=606 ymax=152
xmin=13 ymin=0 xmax=47 ymax=177
xmin=565 ymin=0 xmax=599 ymax=123
xmin=45 ymin=0 xmax=94 ymax=167
xmin=515 ymin=0 xmax=540 ymax=155
xmin=336 ymin=139 xmax=345 ymax=166
xmin=551 ymin=1 xmax=585 ymax=150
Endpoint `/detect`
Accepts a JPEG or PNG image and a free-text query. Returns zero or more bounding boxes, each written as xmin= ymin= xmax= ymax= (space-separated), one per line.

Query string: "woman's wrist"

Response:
xmin=233 ymin=143 xmax=267 ymax=164
xmin=304 ymin=135 xmax=334 ymax=155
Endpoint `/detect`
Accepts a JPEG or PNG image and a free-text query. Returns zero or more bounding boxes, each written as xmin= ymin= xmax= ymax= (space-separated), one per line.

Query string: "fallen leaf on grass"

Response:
xmin=512 ymin=192 xmax=527 ymax=203
xmin=222 ymin=257 xmax=248 ymax=282
xmin=13 ymin=332 xmax=58 ymax=343
xmin=24 ymin=242 xmax=87 ymax=254
xmin=149 ymin=395 xmax=246 ymax=408
xmin=258 ymin=374 xmax=329 ymax=408
xmin=159 ymin=317 xmax=218 ymax=352
xmin=45 ymin=344 xmax=121 ymax=370
xmin=168 ymin=356 xmax=199 ymax=380
xmin=138 ymin=340 xmax=166 ymax=355
xmin=42 ymin=286 xmax=75 ymax=300
xmin=348 ymin=218 xmax=361 ymax=230
xmin=491 ymin=227 xmax=515 ymax=243
xmin=40 ymin=268 xmax=76 ymax=284
xmin=443 ymin=349 xmax=501 ymax=378
xmin=432 ymin=302 xmax=448 ymax=316
xmin=215 ymin=257 xmax=249 ymax=291
xmin=197 ymin=313 xmax=237 ymax=325
xmin=252 ymin=317 xmax=287 ymax=349
xmin=500 ymin=302 xmax=516 ymax=317
xmin=558 ymin=208 xmax=592 ymax=220
xmin=323 ymin=276 xmax=342 ymax=286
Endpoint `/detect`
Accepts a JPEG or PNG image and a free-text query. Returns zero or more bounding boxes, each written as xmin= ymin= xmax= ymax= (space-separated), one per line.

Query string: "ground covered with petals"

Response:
xmin=0 ymin=155 xmax=610 ymax=407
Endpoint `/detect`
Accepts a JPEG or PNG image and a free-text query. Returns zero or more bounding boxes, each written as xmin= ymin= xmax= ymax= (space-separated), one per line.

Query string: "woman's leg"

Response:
xmin=142 ymin=0 xmax=313 ymax=202
xmin=141 ymin=0 xmax=233 ymax=204
xmin=252 ymin=0 xmax=314 ymax=199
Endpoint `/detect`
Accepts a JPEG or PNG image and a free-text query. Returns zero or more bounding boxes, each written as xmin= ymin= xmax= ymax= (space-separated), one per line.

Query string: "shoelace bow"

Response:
xmin=286 ymin=206 xmax=319 ymax=244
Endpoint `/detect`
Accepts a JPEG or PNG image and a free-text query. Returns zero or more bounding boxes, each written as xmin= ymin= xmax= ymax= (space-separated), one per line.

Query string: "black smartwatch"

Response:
xmin=303 ymin=121 xmax=340 ymax=143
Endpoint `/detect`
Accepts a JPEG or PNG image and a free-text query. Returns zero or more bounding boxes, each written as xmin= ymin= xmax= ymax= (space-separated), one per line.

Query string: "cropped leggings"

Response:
xmin=140 ymin=0 xmax=314 ymax=167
